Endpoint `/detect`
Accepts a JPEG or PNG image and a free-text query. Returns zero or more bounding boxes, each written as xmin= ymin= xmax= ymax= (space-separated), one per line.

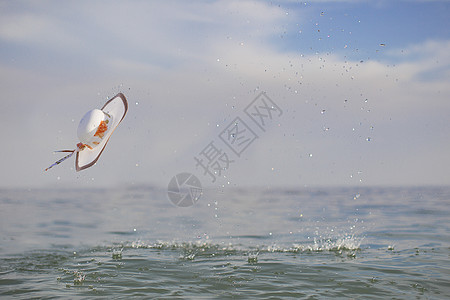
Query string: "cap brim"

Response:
xmin=75 ymin=93 xmax=128 ymax=171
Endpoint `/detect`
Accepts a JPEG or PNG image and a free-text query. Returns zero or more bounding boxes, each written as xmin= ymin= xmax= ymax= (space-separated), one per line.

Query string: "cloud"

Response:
xmin=386 ymin=40 xmax=450 ymax=83
xmin=0 ymin=10 xmax=82 ymax=50
xmin=110 ymin=37 xmax=449 ymax=187
xmin=0 ymin=1 xmax=449 ymax=188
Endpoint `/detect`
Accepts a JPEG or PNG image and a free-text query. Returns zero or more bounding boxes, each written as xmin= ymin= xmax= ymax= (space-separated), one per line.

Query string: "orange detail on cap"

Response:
xmin=77 ymin=143 xmax=92 ymax=150
xmin=94 ymin=121 xmax=108 ymax=139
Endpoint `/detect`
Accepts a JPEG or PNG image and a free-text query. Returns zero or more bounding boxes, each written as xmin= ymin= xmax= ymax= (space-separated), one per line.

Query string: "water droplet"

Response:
xmin=309 ymin=153 xmax=313 ymax=158
xmin=135 ymin=101 xmax=139 ymax=106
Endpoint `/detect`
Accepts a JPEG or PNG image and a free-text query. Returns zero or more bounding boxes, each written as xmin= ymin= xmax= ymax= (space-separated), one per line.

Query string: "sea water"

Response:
xmin=0 ymin=186 xmax=449 ymax=299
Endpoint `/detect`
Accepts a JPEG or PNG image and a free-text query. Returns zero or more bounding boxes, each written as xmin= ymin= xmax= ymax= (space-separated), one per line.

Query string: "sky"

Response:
xmin=0 ymin=0 xmax=449 ymax=189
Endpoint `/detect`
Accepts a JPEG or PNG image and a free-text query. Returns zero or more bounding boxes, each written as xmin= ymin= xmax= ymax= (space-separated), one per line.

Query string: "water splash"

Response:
xmin=117 ymin=235 xmax=363 ymax=257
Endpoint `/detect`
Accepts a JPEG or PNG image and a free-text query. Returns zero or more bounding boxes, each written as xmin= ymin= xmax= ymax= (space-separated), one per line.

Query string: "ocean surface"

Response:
xmin=0 ymin=186 xmax=449 ymax=299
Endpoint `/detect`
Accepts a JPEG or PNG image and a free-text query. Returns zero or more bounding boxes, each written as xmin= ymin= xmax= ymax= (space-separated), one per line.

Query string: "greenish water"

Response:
xmin=1 ymin=186 xmax=449 ymax=299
